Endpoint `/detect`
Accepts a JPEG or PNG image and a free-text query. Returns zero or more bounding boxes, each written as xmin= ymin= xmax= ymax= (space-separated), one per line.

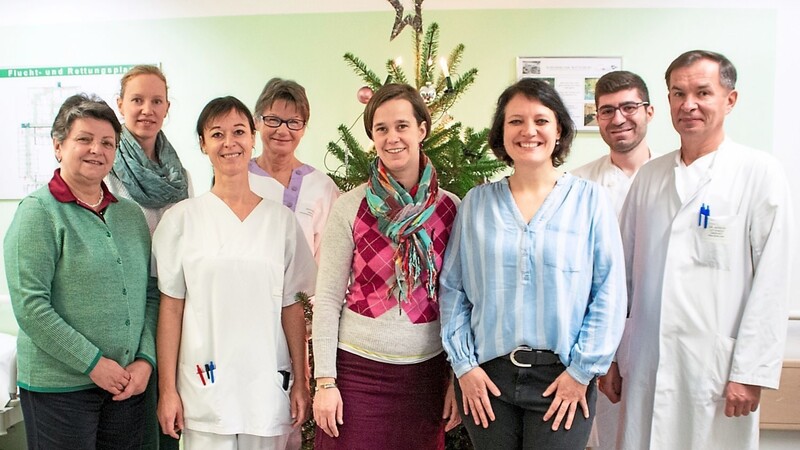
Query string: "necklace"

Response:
xmin=76 ymin=189 xmax=104 ymax=209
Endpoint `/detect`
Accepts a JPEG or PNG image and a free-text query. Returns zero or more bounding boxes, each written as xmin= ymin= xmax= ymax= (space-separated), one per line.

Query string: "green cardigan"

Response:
xmin=4 ymin=186 xmax=157 ymax=393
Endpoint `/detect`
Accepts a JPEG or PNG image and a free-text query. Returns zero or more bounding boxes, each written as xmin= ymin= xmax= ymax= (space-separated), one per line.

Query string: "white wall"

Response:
xmin=1 ymin=1 xmax=798 ymax=309
xmin=0 ymin=1 xmax=798 ymax=448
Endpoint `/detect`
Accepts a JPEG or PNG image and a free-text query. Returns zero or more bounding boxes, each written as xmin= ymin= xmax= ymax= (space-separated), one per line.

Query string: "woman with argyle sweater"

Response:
xmin=312 ymin=84 xmax=461 ymax=450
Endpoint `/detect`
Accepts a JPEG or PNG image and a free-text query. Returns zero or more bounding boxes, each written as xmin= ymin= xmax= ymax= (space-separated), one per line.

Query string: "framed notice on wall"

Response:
xmin=0 ymin=64 xmax=152 ymax=199
xmin=517 ymin=57 xmax=622 ymax=131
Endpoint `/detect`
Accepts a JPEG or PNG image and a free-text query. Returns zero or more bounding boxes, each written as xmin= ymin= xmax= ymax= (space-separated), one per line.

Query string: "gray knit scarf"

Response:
xmin=112 ymin=126 xmax=189 ymax=209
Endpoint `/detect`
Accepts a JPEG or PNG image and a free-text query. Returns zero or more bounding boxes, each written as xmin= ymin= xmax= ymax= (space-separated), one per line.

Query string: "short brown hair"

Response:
xmin=51 ymin=93 xmax=122 ymax=146
xmin=363 ymin=84 xmax=431 ymax=142
xmin=254 ymin=78 xmax=310 ymax=123
xmin=488 ymin=79 xmax=575 ymax=168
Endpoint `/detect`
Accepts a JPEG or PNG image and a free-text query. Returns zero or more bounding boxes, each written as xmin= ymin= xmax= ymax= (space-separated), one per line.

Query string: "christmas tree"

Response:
xmin=325 ymin=0 xmax=504 ymax=198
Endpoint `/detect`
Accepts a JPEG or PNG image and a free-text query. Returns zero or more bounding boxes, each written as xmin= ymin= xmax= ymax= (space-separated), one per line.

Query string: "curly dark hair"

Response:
xmin=488 ymin=78 xmax=575 ymax=168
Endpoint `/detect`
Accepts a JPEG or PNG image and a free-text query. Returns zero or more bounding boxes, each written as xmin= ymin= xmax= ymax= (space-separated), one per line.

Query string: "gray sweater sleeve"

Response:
xmin=311 ymin=185 xmax=364 ymax=379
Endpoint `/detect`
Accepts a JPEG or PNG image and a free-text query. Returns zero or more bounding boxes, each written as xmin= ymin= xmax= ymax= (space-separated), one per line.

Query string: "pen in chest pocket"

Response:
xmin=698 ymin=203 xmax=710 ymax=228
xmin=196 ymin=364 xmax=206 ymax=386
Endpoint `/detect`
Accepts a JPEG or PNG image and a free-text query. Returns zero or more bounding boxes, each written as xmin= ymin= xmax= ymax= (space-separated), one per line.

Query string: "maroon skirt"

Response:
xmin=315 ymin=349 xmax=449 ymax=450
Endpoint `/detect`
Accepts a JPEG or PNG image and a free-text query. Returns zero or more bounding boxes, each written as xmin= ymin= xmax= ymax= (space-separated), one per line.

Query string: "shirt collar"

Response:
xmin=48 ymin=169 xmax=118 ymax=216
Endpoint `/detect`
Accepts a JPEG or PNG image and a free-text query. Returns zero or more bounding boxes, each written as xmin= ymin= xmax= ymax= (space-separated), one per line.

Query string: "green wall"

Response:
xmin=0 ymin=8 xmax=777 ymax=296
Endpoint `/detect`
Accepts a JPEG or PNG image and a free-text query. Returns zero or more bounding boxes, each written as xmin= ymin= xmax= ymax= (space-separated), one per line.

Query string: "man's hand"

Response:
xmin=598 ymin=362 xmax=622 ymax=404
xmin=724 ymin=381 xmax=761 ymax=417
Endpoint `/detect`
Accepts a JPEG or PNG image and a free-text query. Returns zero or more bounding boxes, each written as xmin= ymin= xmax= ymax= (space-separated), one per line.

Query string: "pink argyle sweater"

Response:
xmin=346 ymin=193 xmax=457 ymax=323
xmin=312 ymin=184 xmax=459 ymax=378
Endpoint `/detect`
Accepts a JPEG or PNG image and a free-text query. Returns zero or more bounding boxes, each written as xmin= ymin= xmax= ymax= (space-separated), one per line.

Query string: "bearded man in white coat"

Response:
xmin=613 ymin=50 xmax=792 ymax=449
xmin=572 ymin=70 xmax=656 ymax=218
xmin=572 ymin=70 xmax=656 ymax=450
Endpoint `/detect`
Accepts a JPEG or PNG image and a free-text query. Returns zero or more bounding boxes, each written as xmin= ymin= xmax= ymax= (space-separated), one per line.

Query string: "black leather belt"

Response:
xmin=507 ymin=346 xmax=560 ymax=367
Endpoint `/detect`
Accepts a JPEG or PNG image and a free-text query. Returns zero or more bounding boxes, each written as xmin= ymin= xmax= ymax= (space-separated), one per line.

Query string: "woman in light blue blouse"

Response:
xmin=439 ymin=78 xmax=626 ymax=449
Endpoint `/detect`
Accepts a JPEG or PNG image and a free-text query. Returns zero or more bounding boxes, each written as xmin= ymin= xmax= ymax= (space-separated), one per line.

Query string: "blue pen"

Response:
xmin=209 ymin=361 xmax=216 ymax=383
xmin=698 ymin=203 xmax=710 ymax=228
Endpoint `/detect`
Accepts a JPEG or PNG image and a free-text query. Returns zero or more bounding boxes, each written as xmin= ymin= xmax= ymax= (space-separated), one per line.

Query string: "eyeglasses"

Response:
xmin=260 ymin=115 xmax=306 ymax=131
xmin=596 ymin=102 xmax=649 ymax=121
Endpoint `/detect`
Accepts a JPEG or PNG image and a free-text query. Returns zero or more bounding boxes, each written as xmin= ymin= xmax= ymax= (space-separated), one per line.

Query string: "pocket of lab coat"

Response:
xmin=708 ymin=334 xmax=736 ymax=403
xmin=178 ymin=361 xmax=221 ymax=424
xmin=273 ymin=370 xmax=293 ymax=422
xmin=692 ymin=215 xmax=743 ymax=271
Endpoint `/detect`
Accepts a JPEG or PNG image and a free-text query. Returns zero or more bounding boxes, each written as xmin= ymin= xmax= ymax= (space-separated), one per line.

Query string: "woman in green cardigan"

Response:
xmin=3 ymin=93 xmax=157 ymax=449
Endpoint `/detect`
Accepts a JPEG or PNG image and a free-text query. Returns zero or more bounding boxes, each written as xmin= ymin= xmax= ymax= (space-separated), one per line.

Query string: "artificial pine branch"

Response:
xmin=326 ymin=125 xmax=374 ymax=192
xmin=344 ymin=53 xmax=384 ymax=90
xmin=446 ymin=44 xmax=465 ymax=76
xmin=326 ymin=8 xmax=503 ymax=200
xmin=414 ymin=28 xmax=422 ymax=88
xmin=419 ymin=23 xmax=440 ymax=85
xmin=428 ymin=67 xmax=478 ymax=120
xmin=386 ymin=59 xmax=409 ymax=84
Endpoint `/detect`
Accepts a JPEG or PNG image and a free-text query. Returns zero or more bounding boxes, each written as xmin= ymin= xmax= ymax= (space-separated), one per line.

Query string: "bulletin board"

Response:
xmin=517 ymin=57 xmax=622 ymax=131
xmin=0 ymin=65 xmax=141 ymax=199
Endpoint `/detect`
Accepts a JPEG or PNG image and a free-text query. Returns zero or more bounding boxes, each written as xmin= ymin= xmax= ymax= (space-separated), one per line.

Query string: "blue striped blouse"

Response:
xmin=439 ymin=174 xmax=626 ymax=384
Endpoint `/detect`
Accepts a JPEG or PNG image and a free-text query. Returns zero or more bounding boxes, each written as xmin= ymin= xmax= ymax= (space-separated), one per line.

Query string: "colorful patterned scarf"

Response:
xmin=112 ymin=126 xmax=189 ymax=209
xmin=365 ymin=154 xmax=439 ymax=303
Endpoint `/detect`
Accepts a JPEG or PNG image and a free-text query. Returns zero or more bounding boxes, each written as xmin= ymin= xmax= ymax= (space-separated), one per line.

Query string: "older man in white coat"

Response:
xmin=613 ymin=50 xmax=792 ymax=449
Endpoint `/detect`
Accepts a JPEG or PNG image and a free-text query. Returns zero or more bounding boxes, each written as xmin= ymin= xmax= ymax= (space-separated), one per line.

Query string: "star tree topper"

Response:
xmin=388 ymin=0 xmax=424 ymax=40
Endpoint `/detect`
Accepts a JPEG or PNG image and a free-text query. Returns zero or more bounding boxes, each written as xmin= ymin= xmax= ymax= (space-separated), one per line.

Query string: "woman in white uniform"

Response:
xmin=249 ymin=78 xmax=339 ymax=260
xmin=153 ymin=96 xmax=316 ymax=450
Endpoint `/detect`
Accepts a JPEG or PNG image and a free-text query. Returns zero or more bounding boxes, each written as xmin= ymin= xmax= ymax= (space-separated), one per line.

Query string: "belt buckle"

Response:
xmin=510 ymin=345 xmax=533 ymax=368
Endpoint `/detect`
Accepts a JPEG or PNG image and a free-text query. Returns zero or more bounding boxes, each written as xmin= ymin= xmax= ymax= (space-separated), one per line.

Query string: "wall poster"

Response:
xmin=517 ymin=57 xmax=622 ymax=131
xmin=0 ymin=64 xmax=148 ymax=199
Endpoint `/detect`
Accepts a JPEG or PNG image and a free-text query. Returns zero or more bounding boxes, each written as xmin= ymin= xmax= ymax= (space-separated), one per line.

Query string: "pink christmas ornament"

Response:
xmin=357 ymin=86 xmax=374 ymax=105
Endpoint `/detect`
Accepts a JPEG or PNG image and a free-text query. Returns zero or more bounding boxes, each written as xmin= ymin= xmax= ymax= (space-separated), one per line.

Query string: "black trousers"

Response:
xmin=20 ymin=387 xmax=145 ymax=450
xmin=456 ymin=356 xmax=596 ymax=450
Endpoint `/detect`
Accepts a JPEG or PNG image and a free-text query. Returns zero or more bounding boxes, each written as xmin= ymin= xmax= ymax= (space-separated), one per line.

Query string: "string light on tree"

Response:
xmin=439 ymin=57 xmax=454 ymax=93
xmin=384 ymin=56 xmax=403 ymax=84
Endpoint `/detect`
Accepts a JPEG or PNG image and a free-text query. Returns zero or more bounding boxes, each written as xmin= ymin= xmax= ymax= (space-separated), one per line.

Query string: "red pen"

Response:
xmin=196 ymin=364 xmax=206 ymax=386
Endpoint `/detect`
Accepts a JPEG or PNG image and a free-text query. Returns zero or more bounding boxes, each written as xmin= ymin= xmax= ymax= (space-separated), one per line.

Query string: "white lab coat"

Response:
xmin=571 ymin=152 xmax=657 ymax=450
xmin=571 ymin=152 xmax=657 ymax=219
xmin=616 ymin=140 xmax=792 ymax=450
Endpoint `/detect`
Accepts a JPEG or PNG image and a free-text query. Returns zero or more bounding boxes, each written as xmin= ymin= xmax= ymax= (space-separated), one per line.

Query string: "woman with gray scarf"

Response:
xmin=106 ymin=64 xmax=191 ymax=450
